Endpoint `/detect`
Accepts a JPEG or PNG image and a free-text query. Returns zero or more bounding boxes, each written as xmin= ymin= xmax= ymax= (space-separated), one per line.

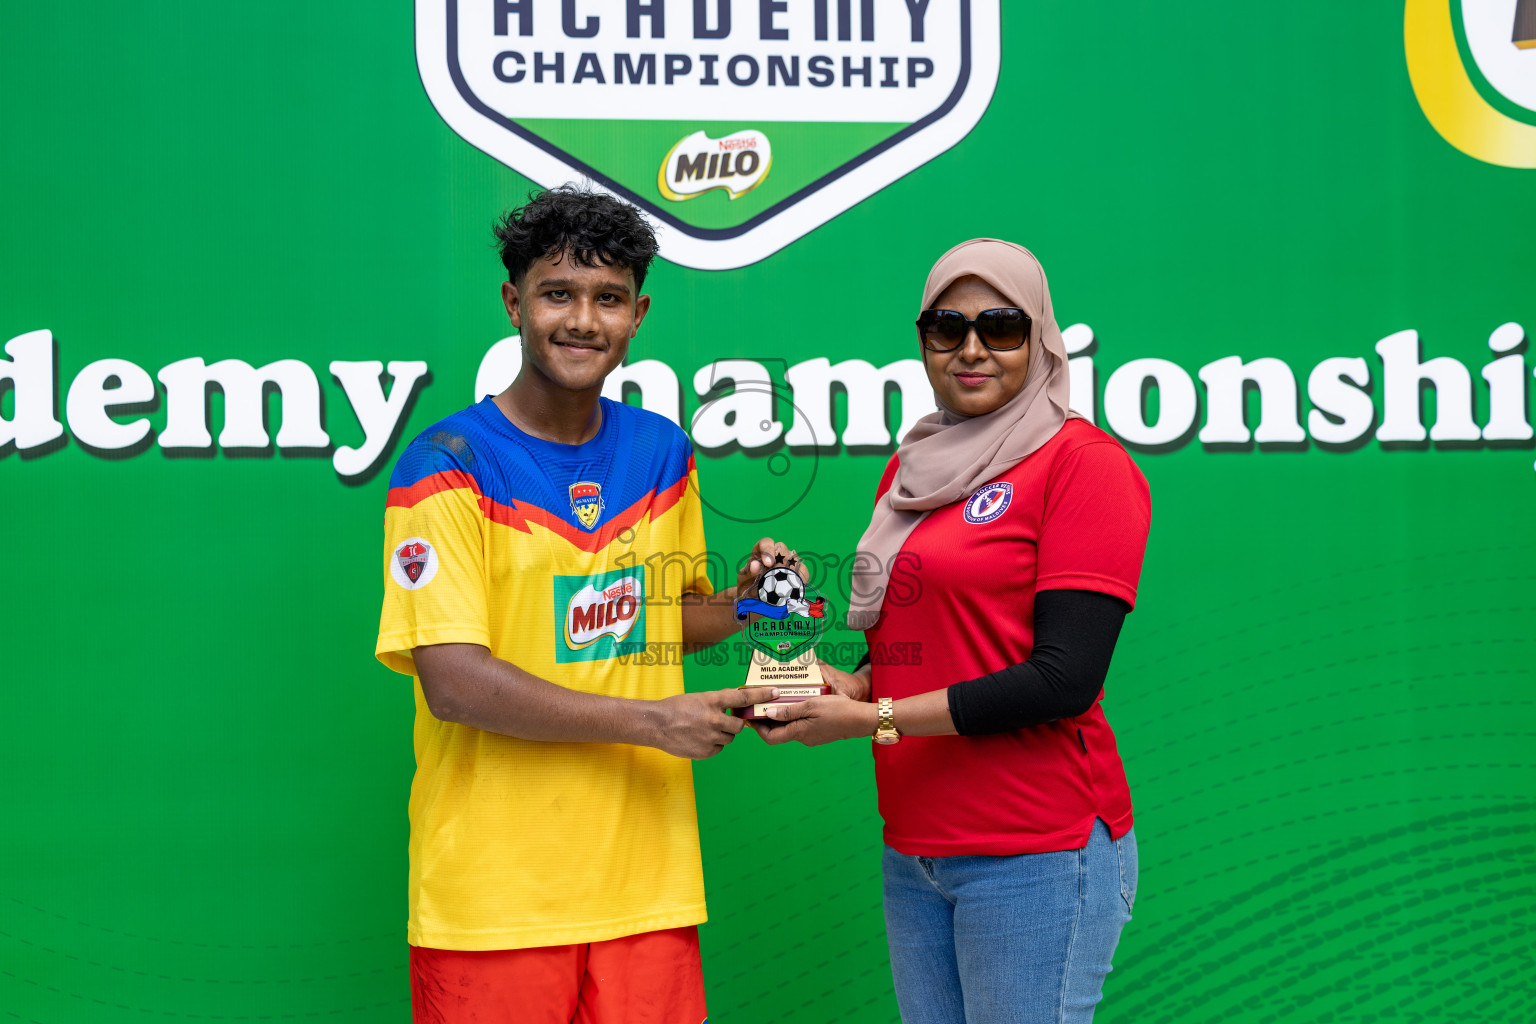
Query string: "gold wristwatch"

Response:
xmin=874 ymin=697 xmax=900 ymax=745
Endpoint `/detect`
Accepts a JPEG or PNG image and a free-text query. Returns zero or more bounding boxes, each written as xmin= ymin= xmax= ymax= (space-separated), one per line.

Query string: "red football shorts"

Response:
xmin=410 ymin=926 xmax=707 ymax=1024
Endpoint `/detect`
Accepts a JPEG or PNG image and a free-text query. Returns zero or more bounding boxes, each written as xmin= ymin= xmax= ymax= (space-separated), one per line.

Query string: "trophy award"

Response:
xmin=731 ymin=566 xmax=833 ymax=718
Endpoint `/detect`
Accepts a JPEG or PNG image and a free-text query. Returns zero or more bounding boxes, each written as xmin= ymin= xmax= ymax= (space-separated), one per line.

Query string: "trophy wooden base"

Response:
xmin=734 ymin=650 xmax=830 ymax=718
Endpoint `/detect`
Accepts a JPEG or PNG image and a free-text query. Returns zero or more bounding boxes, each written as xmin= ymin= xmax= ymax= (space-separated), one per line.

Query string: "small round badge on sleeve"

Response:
xmin=391 ymin=538 xmax=439 ymax=590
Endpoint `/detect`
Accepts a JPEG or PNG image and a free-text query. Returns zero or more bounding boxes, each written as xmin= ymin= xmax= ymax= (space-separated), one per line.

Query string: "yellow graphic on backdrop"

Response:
xmin=1404 ymin=0 xmax=1536 ymax=167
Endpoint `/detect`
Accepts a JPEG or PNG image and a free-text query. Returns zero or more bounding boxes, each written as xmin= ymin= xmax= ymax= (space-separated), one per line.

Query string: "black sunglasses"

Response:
xmin=915 ymin=307 xmax=1032 ymax=352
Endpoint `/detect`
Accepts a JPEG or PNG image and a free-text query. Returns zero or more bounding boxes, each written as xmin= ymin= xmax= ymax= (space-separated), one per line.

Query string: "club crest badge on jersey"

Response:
xmin=569 ymin=481 xmax=604 ymax=530
xmin=963 ymin=482 xmax=1013 ymax=525
xmin=391 ymin=538 xmax=439 ymax=590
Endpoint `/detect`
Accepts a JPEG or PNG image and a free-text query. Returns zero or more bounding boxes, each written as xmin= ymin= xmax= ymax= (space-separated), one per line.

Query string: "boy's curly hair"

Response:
xmin=492 ymin=185 xmax=659 ymax=291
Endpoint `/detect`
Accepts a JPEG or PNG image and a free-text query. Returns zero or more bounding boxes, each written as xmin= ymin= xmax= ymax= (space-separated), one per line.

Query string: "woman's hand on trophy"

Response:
xmin=754 ymin=694 xmax=879 ymax=747
xmin=819 ymin=661 xmax=872 ymax=703
xmin=735 ymin=536 xmax=808 ymax=596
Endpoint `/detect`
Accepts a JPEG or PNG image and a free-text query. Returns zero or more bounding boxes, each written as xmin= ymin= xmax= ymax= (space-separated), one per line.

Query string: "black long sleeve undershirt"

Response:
xmin=854 ymin=589 xmax=1130 ymax=736
xmin=947 ymin=589 xmax=1130 ymax=736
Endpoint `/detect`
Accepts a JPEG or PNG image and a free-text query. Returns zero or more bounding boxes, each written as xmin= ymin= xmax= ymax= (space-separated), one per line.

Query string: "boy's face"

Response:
xmin=502 ymin=251 xmax=650 ymax=393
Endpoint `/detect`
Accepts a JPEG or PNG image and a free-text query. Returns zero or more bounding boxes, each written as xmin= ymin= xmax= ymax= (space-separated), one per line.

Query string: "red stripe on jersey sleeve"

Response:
xmin=387 ymin=470 xmax=481 ymax=509
xmin=647 ymin=468 xmax=691 ymax=521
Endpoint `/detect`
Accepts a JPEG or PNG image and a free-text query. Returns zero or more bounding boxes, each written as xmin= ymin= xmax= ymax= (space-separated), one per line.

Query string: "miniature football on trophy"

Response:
xmin=732 ymin=565 xmax=833 ymax=719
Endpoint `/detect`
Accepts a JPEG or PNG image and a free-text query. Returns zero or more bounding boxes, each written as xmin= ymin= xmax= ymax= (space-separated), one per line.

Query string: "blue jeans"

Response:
xmin=882 ymin=820 xmax=1137 ymax=1024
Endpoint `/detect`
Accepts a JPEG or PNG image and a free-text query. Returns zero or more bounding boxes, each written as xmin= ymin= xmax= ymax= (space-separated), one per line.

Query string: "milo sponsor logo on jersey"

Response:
xmin=555 ymin=567 xmax=647 ymax=662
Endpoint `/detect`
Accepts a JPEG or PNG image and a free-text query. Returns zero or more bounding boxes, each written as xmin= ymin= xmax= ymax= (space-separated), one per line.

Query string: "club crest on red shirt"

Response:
xmin=963 ymin=482 xmax=1013 ymax=525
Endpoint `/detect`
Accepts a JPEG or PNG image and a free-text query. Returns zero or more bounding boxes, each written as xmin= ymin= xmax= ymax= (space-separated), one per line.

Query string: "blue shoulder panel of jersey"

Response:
xmin=598 ymin=400 xmax=694 ymax=524
xmin=387 ymin=404 xmax=486 ymax=490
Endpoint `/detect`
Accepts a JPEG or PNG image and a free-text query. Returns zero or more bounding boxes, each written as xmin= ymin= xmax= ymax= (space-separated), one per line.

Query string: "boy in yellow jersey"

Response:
xmin=376 ymin=186 xmax=795 ymax=1024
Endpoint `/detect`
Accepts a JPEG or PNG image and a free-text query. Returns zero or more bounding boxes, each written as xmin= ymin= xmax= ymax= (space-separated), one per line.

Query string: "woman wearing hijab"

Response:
xmin=758 ymin=239 xmax=1150 ymax=1023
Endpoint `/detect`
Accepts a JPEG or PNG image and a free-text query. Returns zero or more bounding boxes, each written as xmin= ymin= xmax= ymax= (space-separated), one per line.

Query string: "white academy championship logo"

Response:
xmin=416 ymin=0 xmax=1000 ymax=269
xmin=962 ymin=481 xmax=1012 ymax=524
xmin=391 ymin=537 xmax=440 ymax=589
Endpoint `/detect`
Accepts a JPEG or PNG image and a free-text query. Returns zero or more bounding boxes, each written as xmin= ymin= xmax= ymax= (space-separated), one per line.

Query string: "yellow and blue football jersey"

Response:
xmin=376 ymin=397 xmax=714 ymax=950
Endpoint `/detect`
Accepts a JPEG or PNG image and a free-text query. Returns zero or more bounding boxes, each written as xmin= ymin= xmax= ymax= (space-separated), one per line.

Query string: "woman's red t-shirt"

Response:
xmin=864 ymin=418 xmax=1151 ymax=856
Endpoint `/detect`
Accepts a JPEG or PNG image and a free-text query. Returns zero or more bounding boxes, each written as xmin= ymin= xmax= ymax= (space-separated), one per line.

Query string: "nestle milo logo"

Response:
xmin=567 ymin=576 xmax=641 ymax=647
xmin=416 ymin=0 xmax=1001 ymax=269
xmin=660 ymin=130 xmax=771 ymax=201
xmin=554 ymin=567 xmax=647 ymax=663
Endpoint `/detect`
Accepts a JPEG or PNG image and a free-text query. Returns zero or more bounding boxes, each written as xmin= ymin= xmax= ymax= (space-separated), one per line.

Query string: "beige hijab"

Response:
xmin=846 ymin=238 xmax=1079 ymax=630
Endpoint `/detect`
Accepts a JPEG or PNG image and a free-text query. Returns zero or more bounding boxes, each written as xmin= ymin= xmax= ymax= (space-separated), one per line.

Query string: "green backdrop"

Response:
xmin=4 ymin=3 xmax=1533 ymax=1022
